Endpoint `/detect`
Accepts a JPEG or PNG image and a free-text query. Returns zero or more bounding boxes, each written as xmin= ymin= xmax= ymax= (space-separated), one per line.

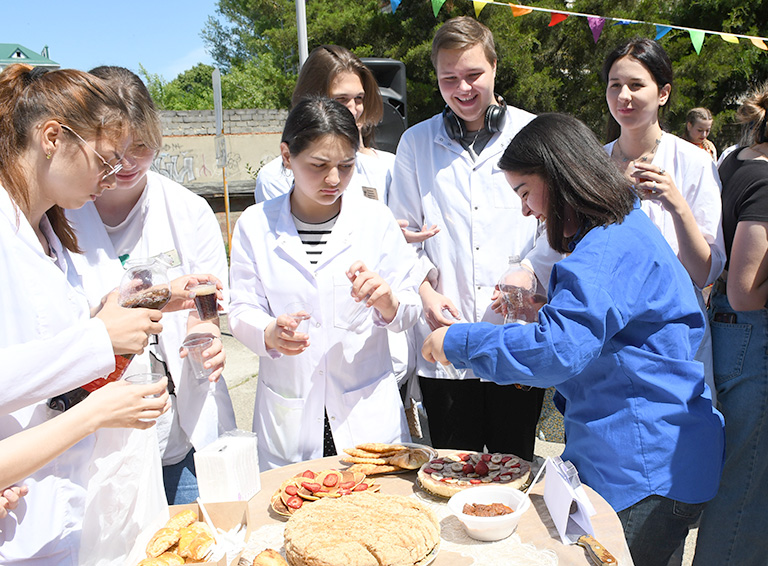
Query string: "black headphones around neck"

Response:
xmin=442 ymin=95 xmax=507 ymax=140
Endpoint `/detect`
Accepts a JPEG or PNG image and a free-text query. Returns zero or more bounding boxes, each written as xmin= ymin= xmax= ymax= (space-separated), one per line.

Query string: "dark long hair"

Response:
xmin=602 ymin=38 xmax=673 ymax=142
xmin=282 ymin=96 xmax=360 ymax=157
xmin=499 ymin=113 xmax=636 ymax=253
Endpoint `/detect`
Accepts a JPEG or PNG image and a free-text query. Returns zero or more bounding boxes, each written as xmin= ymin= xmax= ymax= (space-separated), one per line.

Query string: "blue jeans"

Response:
xmin=617 ymin=495 xmax=705 ymax=566
xmin=693 ymin=288 xmax=768 ymax=566
xmin=163 ymin=448 xmax=199 ymax=505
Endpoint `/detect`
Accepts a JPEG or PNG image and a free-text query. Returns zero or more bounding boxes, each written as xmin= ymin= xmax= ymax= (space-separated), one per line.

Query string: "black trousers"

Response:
xmin=419 ymin=377 xmax=545 ymax=461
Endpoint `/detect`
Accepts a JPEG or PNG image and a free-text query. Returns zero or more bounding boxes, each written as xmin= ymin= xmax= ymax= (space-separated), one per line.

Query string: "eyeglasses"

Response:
xmin=59 ymin=124 xmax=123 ymax=181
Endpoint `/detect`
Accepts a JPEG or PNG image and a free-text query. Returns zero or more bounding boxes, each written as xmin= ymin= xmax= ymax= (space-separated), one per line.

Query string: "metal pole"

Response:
xmin=296 ymin=0 xmax=309 ymax=68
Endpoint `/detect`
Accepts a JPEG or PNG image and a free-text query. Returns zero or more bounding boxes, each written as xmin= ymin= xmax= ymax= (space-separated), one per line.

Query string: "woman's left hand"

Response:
xmin=347 ymin=261 xmax=399 ymax=323
xmin=179 ymin=332 xmax=225 ymax=382
xmin=631 ymin=162 xmax=684 ymax=211
xmin=421 ymin=327 xmax=450 ymax=365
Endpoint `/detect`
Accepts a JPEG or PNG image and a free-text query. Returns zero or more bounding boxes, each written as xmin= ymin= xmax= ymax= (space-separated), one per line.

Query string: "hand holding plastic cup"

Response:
xmin=190 ymin=280 xmax=219 ymax=320
xmin=182 ymin=335 xmax=215 ymax=380
xmin=124 ymin=372 xmax=166 ymax=398
xmin=285 ymin=302 xmax=313 ymax=335
xmin=440 ymin=308 xmax=467 ymax=379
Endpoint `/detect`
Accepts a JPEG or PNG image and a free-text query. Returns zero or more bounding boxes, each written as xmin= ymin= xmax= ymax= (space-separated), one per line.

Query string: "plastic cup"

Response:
xmin=440 ymin=308 xmax=466 ymax=379
xmin=191 ymin=280 xmax=219 ymax=320
xmin=285 ymin=302 xmax=313 ymax=334
xmin=124 ymin=372 xmax=165 ymax=397
xmin=183 ymin=335 xmax=215 ymax=380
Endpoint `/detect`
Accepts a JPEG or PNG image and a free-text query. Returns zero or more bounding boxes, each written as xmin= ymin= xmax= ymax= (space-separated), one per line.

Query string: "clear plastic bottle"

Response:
xmin=497 ymin=255 xmax=538 ymax=324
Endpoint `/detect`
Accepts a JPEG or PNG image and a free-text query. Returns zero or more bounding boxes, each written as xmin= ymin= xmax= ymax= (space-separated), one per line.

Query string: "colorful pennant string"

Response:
xmin=548 ymin=12 xmax=568 ymax=27
xmin=396 ymin=0 xmax=768 ymax=54
xmin=587 ymin=17 xmax=605 ymax=43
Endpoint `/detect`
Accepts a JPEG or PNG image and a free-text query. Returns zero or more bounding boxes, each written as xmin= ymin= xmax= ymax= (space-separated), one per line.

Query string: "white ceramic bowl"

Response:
xmin=447 ymin=485 xmax=531 ymax=541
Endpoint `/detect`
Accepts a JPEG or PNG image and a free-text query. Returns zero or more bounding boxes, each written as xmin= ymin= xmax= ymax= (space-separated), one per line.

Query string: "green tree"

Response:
xmin=164 ymin=0 xmax=768 ymax=150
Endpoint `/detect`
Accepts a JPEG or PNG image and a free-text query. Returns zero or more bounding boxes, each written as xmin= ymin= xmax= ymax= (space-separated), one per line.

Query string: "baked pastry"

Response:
xmin=253 ymin=549 xmax=289 ymax=566
xmin=388 ymin=447 xmax=432 ymax=470
xmin=177 ymin=522 xmax=216 ymax=561
xmin=165 ymin=509 xmax=198 ymax=530
xmin=145 ymin=528 xmax=181 ymax=558
xmin=418 ymin=451 xmax=531 ymax=498
xmin=284 ymin=492 xmax=440 ymax=566
xmin=137 ymin=552 xmax=185 ymax=566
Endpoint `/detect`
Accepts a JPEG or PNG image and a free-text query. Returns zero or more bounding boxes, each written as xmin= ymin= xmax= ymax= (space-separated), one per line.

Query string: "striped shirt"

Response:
xmin=292 ymin=212 xmax=340 ymax=265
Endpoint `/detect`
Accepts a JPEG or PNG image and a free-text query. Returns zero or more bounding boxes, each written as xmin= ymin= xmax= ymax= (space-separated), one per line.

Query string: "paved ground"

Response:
xmin=219 ymin=315 xmax=696 ymax=565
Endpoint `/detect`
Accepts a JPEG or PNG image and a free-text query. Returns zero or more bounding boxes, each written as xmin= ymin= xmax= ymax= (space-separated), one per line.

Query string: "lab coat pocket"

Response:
xmin=255 ymin=382 xmax=306 ymax=464
xmin=342 ymin=376 xmax=407 ymax=444
xmin=333 ymin=274 xmax=370 ymax=332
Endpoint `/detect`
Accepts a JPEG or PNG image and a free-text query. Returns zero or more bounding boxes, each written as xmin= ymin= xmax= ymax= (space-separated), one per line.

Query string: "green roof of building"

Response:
xmin=0 ymin=44 xmax=59 ymax=69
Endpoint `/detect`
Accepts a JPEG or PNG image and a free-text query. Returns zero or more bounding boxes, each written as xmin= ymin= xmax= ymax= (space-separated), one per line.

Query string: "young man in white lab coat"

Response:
xmin=388 ymin=16 xmax=560 ymax=459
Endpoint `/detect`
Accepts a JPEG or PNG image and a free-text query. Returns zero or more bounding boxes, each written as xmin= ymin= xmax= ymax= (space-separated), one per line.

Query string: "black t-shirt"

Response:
xmin=718 ymin=147 xmax=768 ymax=270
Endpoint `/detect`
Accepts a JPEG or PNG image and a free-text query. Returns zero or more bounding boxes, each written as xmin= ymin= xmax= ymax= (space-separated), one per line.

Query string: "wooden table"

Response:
xmin=247 ymin=453 xmax=634 ymax=565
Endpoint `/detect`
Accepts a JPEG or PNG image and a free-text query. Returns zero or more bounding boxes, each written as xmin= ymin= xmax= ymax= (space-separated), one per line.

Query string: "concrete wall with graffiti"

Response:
xmin=156 ymin=109 xmax=289 ymax=198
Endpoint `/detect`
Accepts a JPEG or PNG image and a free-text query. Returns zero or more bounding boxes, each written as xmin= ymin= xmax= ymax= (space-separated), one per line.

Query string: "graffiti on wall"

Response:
xmin=151 ymin=141 xmax=245 ymax=184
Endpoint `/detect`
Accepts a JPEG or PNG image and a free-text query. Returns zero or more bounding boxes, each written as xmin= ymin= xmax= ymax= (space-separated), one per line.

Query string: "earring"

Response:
xmin=46 ymin=153 xmax=52 ymax=160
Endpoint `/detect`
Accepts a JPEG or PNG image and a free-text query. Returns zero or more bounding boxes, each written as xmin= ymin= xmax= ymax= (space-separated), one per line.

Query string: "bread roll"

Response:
xmin=253 ymin=548 xmax=289 ymax=566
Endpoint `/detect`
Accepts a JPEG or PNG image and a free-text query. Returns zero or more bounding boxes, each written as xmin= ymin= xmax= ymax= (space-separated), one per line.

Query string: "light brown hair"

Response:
xmin=431 ymin=16 xmax=498 ymax=68
xmin=292 ymin=45 xmax=383 ymax=146
xmin=736 ymin=82 xmax=768 ymax=145
xmin=90 ymin=66 xmax=163 ymax=152
xmin=0 ymin=64 xmax=128 ymax=251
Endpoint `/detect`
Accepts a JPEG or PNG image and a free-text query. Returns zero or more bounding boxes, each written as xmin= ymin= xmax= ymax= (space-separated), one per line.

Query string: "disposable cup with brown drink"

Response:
xmin=192 ymin=280 xmax=219 ymax=320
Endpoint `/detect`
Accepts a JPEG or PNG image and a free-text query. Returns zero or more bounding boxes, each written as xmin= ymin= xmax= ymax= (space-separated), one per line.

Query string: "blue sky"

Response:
xmin=1 ymin=0 xmax=220 ymax=81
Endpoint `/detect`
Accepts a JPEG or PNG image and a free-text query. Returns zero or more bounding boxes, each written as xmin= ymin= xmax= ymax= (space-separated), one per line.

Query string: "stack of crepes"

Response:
xmin=340 ymin=443 xmax=434 ymax=475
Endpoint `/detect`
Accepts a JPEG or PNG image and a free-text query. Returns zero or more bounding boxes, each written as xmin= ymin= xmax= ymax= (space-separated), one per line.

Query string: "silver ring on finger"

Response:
xmin=658 ymin=168 xmax=665 ymax=175
xmin=652 ymin=180 xmax=657 ymax=189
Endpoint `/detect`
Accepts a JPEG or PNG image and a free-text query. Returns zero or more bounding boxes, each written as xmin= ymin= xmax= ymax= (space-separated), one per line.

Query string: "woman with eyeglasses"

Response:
xmin=66 ymin=66 xmax=235 ymax=507
xmin=0 ymin=64 xmax=171 ymax=565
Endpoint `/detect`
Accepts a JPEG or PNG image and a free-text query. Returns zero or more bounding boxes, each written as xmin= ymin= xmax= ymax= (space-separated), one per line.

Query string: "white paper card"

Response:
xmin=542 ymin=457 xmax=596 ymax=544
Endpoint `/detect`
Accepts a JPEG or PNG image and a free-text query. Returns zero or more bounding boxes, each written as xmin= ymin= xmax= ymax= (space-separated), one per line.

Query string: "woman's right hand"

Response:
xmin=420 ymin=283 xmax=460 ymax=331
xmin=95 ymin=290 xmax=163 ymax=355
xmin=264 ymin=315 xmax=310 ymax=356
xmin=0 ymin=485 xmax=28 ymax=519
xmin=81 ymin=379 xmax=170 ymax=430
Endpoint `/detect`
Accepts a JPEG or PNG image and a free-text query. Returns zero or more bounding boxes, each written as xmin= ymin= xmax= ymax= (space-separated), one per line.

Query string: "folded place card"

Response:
xmin=542 ymin=456 xmax=596 ymax=544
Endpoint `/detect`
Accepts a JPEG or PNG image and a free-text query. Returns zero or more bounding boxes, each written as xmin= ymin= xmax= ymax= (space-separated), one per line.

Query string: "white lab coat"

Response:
xmin=605 ymin=132 xmax=725 ymax=405
xmin=67 ymin=171 xmax=237 ymax=457
xmin=388 ymin=110 xmax=561 ymax=379
xmin=228 ymin=191 xmax=425 ymax=470
xmin=254 ymin=150 xmax=396 ymax=204
xmin=0 ymin=186 xmax=115 ymax=565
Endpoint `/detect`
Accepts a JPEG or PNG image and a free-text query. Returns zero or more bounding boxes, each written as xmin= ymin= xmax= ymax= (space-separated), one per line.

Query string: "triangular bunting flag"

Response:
xmin=474 ymin=0 xmax=489 ymax=17
xmin=390 ymin=0 xmax=401 ymax=12
xmin=689 ymin=29 xmax=705 ymax=54
xmin=719 ymin=33 xmax=739 ymax=44
xmin=655 ymin=25 xmax=672 ymax=40
xmin=548 ymin=12 xmax=568 ymax=27
xmin=509 ymin=4 xmax=532 ymax=17
xmin=587 ymin=17 xmax=605 ymax=43
xmin=613 ymin=20 xmax=634 ymax=26
xmin=750 ymin=37 xmax=768 ymax=50
xmin=431 ymin=0 xmax=446 ymax=17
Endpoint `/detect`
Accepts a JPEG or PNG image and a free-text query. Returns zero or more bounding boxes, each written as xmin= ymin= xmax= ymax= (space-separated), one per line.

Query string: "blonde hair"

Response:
xmin=89 ymin=66 xmax=163 ymax=152
xmin=0 ymin=64 xmax=128 ymax=251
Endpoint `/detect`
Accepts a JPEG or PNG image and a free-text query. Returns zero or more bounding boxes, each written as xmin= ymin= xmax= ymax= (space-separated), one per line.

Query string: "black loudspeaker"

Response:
xmin=362 ymin=57 xmax=408 ymax=153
